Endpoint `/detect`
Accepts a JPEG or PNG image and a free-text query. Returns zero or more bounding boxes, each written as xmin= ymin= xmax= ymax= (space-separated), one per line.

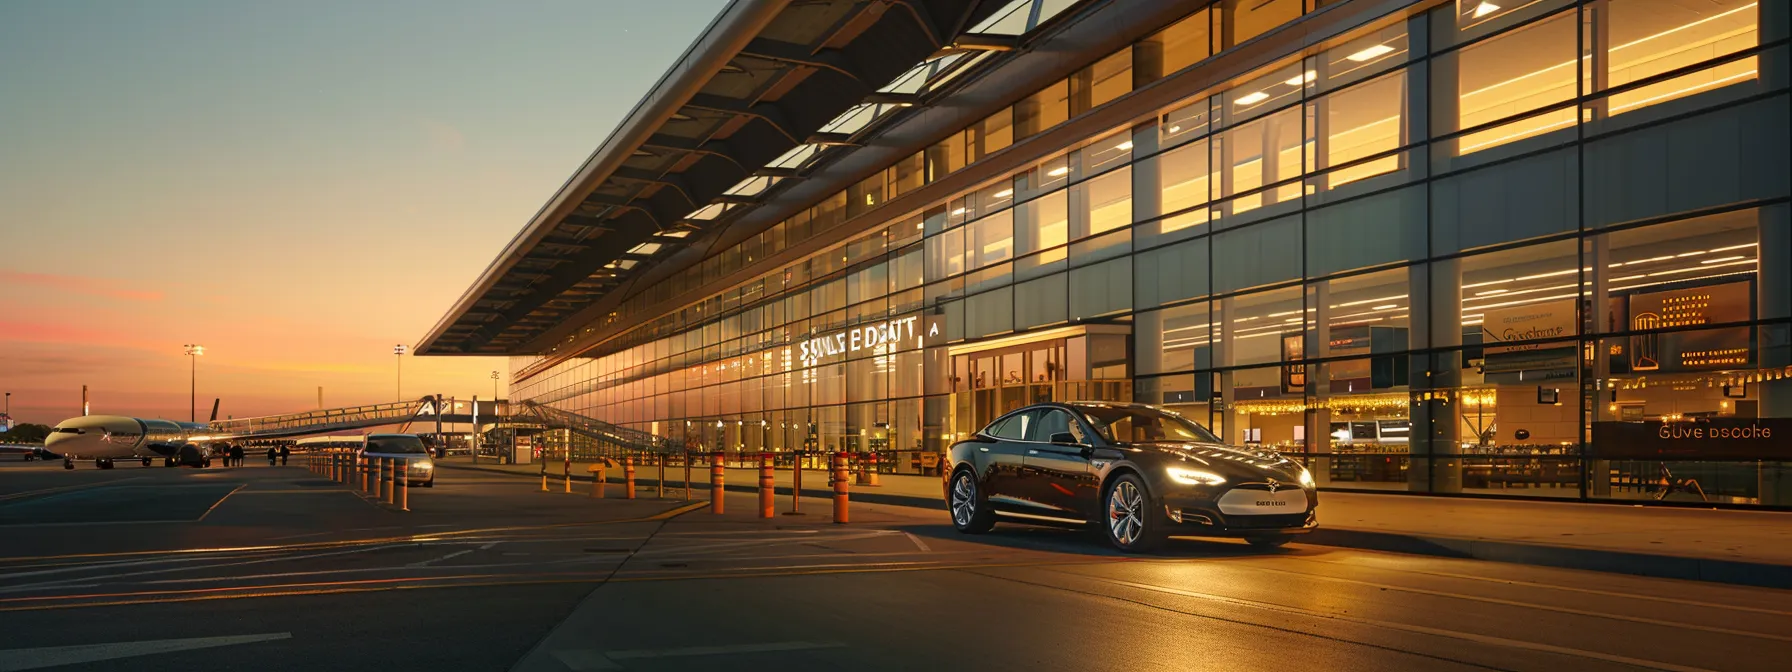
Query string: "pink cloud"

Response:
xmin=0 ymin=271 xmax=163 ymax=302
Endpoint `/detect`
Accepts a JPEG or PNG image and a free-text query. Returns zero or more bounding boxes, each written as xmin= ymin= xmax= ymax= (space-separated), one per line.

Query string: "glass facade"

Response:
xmin=511 ymin=1 xmax=1792 ymax=506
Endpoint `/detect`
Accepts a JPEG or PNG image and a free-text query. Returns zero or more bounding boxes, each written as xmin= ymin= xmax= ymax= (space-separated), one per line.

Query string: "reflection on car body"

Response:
xmin=943 ymin=401 xmax=1317 ymax=552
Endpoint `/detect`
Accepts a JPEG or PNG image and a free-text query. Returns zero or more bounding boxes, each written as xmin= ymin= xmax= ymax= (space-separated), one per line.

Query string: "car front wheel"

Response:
xmin=948 ymin=469 xmax=995 ymax=534
xmin=1103 ymin=473 xmax=1168 ymax=553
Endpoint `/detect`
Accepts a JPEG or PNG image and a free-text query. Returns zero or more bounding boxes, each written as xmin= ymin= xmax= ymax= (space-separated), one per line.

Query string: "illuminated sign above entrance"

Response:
xmin=799 ymin=316 xmax=937 ymax=366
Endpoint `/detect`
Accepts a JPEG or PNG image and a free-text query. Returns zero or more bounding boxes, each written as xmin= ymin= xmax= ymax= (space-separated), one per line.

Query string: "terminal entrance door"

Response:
xmin=947 ymin=332 xmax=1132 ymax=441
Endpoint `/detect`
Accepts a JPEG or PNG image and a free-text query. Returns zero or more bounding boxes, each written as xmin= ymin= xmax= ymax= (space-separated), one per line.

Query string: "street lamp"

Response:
xmin=183 ymin=344 xmax=204 ymax=422
xmin=393 ymin=344 xmax=408 ymax=402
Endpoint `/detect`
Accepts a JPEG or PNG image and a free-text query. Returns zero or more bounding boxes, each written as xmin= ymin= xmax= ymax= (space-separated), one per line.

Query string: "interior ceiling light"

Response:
xmin=1347 ymin=44 xmax=1396 ymax=62
xmin=1115 ymin=140 xmax=1134 ymax=151
xmin=994 ymin=189 xmax=1014 ymax=198
xmin=1472 ymin=2 xmax=1501 ymax=19
xmin=1283 ymin=71 xmax=1316 ymax=86
xmin=1046 ymin=166 xmax=1070 ymax=177
xmin=1235 ymin=91 xmax=1270 ymax=105
xmin=950 ymin=207 xmax=967 ymax=216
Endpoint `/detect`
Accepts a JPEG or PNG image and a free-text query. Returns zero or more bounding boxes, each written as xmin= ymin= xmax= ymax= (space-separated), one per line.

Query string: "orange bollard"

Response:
xmin=682 ymin=451 xmax=691 ymax=501
xmin=758 ymin=452 xmax=774 ymax=519
xmin=832 ymin=451 xmax=849 ymax=524
xmin=625 ymin=456 xmax=637 ymax=499
xmin=563 ymin=457 xmax=572 ymax=494
xmin=385 ymin=458 xmax=397 ymax=505
xmin=709 ymin=451 xmax=725 ymax=514
xmin=867 ymin=451 xmax=881 ymax=487
xmin=398 ymin=458 xmax=409 ymax=512
xmin=656 ymin=454 xmax=665 ymax=499
xmin=361 ymin=454 xmax=370 ymax=493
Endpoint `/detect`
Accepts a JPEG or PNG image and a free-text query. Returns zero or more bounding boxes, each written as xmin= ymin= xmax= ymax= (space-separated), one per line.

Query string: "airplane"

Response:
xmin=44 ymin=400 xmax=225 ymax=470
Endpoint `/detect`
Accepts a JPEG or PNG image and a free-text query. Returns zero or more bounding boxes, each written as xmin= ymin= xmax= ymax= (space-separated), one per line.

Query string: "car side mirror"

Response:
xmin=1049 ymin=432 xmax=1081 ymax=446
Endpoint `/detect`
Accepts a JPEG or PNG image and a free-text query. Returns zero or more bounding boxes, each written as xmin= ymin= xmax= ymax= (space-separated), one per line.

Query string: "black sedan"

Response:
xmin=943 ymin=401 xmax=1317 ymax=552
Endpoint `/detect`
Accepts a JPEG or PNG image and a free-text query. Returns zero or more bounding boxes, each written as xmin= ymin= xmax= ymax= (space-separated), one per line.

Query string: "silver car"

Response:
xmin=358 ymin=433 xmax=435 ymax=487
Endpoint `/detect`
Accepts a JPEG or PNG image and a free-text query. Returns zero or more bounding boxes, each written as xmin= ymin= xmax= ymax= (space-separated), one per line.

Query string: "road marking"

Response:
xmin=408 ymin=549 xmax=473 ymax=567
xmin=554 ymin=641 xmax=846 ymax=670
xmin=196 ymin=484 xmax=246 ymax=521
xmin=0 ymin=633 xmax=291 ymax=671
xmin=904 ymin=532 xmax=932 ymax=552
xmin=0 ymin=478 xmax=147 ymax=503
xmin=1044 ymin=571 xmax=1719 ymax=672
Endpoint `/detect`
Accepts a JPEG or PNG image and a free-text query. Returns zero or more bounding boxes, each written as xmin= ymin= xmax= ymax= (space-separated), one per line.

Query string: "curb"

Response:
xmin=435 ymin=462 xmax=1792 ymax=589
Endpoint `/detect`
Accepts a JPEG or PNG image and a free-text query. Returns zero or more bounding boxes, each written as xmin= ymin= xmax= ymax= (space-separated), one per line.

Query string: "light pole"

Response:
xmin=393 ymin=344 xmax=407 ymax=402
xmin=183 ymin=344 xmax=204 ymax=422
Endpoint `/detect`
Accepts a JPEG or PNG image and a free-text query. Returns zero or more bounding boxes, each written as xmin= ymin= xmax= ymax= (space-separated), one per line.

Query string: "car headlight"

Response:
xmin=1166 ymin=467 xmax=1227 ymax=486
xmin=1297 ymin=465 xmax=1315 ymax=488
xmin=415 ymin=461 xmax=433 ymax=471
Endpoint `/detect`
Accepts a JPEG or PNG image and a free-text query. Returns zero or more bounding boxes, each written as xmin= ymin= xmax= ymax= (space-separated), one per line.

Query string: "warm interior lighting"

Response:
xmin=1347 ymin=44 xmax=1396 ymax=62
xmin=1472 ymin=2 xmax=1501 ymax=19
xmin=950 ymin=207 xmax=967 ymax=215
xmin=1234 ymin=91 xmax=1270 ymax=105
xmin=1284 ymin=71 xmax=1316 ymax=86
xmin=1046 ymin=166 xmax=1070 ymax=177
xmin=993 ymin=189 xmax=1014 ymax=198
xmin=1114 ymin=140 xmax=1134 ymax=151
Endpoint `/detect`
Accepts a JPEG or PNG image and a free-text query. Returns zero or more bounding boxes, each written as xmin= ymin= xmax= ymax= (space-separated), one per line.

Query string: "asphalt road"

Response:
xmin=1 ymin=460 xmax=1787 ymax=671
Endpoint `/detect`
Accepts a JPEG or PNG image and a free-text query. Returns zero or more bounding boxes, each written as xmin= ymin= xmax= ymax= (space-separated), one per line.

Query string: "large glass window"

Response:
xmin=1440 ymin=10 xmax=1578 ymax=155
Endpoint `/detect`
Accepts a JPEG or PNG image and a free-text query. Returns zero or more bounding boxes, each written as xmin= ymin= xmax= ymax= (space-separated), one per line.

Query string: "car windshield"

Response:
xmin=365 ymin=436 xmax=428 ymax=454
xmin=1078 ymin=406 xmax=1220 ymax=445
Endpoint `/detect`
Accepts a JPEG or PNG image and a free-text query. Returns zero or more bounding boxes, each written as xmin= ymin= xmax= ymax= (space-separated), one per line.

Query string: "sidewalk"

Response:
xmin=436 ymin=456 xmax=1792 ymax=589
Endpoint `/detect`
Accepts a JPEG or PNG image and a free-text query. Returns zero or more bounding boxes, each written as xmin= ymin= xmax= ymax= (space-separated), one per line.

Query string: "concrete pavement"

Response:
xmin=437 ymin=455 xmax=1792 ymax=588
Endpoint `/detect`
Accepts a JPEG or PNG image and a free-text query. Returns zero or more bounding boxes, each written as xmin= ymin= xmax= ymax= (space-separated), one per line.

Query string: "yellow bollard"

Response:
xmin=385 ymin=458 xmax=397 ymax=505
xmin=399 ymin=458 xmax=409 ymax=512
xmin=625 ymin=456 xmax=636 ymax=500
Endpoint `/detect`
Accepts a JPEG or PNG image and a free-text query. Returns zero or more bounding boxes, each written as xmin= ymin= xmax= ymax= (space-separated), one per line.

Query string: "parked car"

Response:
xmin=359 ymin=433 xmax=435 ymax=487
xmin=944 ymin=401 xmax=1317 ymax=552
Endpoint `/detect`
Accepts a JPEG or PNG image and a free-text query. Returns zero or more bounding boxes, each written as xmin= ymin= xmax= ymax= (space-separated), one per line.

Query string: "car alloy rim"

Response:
xmin=1107 ymin=480 xmax=1144 ymax=546
xmin=950 ymin=473 xmax=975 ymax=527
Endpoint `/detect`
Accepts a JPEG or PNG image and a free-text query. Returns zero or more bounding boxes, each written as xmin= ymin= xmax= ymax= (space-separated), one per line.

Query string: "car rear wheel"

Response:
xmin=948 ymin=469 xmax=995 ymax=534
xmin=1103 ymin=473 xmax=1168 ymax=553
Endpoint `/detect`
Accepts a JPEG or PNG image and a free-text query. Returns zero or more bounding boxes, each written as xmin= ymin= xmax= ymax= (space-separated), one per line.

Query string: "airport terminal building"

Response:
xmin=423 ymin=0 xmax=1792 ymax=506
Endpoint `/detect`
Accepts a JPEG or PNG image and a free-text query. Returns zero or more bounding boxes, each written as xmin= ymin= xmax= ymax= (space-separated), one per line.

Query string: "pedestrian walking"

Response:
xmin=230 ymin=445 xmax=244 ymax=467
xmin=278 ymin=444 xmax=290 ymax=466
xmin=266 ymin=447 xmax=277 ymax=466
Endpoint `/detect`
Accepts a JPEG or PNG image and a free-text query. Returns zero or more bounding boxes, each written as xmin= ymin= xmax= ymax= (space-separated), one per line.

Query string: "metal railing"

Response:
xmin=204 ymin=398 xmax=432 ymax=441
xmin=514 ymin=401 xmax=683 ymax=457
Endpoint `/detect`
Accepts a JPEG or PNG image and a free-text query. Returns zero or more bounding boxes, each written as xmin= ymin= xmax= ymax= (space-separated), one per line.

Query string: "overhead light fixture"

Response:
xmin=1235 ymin=91 xmax=1269 ymax=105
xmin=1115 ymin=140 xmax=1134 ymax=151
xmin=1283 ymin=71 xmax=1316 ymax=86
xmin=1168 ymin=125 xmax=1181 ymax=133
xmin=993 ymin=189 xmax=1014 ymax=198
xmin=1046 ymin=166 xmax=1070 ymax=177
xmin=1371 ymin=304 xmax=1399 ymax=310
xmin=951 ymin=207 xmax=967 ymax=216
xmin=1472 ymin=2 xmax=1500 ymax=19
xmin=656 ymin=229 xmax=691 ymax=238
xmin=1347 ymin=44 xmax=1396 ymax=62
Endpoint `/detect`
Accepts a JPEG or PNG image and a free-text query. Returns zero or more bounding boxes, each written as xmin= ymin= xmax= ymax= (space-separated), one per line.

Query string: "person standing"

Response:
xmin=278 ymin=444 xmax=290 ymax=466
xmin=266 ymin=446 xmax=277 ymax=466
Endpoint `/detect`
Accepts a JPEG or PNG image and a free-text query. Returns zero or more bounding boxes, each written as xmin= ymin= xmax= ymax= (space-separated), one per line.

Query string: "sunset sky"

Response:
xmin=0 ymin=0 xmax=724 ymax=424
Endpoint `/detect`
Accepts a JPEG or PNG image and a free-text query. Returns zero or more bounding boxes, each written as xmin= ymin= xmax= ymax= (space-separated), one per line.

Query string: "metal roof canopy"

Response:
xmin=419 ymin=0 xmax=1023 ymax=356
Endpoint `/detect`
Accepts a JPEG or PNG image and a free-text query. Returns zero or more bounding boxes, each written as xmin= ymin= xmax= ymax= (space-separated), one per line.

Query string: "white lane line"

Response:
xmin=904 ymin=532 xmax=932 ymax=552
xmin=1065 ymin=573 xmax=1719 ymax=672
xmin=0 ymin=633 xmax=291 ymax=671
xmin=407 ymin=549 xmax=473 ymax=568
xmin=553 ymin=641 xmax=847 ymax=670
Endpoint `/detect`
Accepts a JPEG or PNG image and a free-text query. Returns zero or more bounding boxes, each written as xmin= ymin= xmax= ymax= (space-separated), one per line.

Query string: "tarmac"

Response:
xmin=439 ymin=454 xmax=1792 ymax=589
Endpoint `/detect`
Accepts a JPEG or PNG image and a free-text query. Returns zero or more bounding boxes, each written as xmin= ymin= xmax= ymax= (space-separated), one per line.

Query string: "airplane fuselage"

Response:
xmin=45 ymin=415 xmax=211 ymax=463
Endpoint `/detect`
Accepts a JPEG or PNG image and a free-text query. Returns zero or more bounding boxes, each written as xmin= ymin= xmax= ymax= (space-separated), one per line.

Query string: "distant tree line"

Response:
xmin=0 ymin=423 xmax=51 ymax=444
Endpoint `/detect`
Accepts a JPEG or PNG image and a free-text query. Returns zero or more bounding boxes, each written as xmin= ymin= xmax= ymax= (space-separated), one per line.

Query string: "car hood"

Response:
xmin=1125 ymin=441 xmax=1308 ymax=482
